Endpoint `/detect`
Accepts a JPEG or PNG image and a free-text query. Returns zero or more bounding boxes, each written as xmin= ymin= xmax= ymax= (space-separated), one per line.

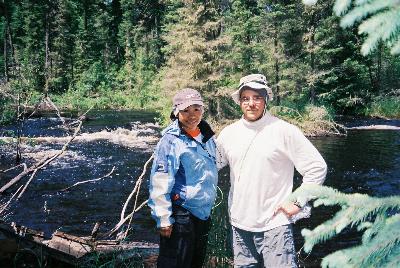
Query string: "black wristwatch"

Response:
xmin=293 ymin=200 xmax=302 ymax=208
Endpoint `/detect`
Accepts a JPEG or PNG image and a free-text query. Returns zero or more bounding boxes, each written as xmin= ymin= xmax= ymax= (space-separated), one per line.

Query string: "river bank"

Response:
xmin=1 ymin=110 xmax=399 ymax=267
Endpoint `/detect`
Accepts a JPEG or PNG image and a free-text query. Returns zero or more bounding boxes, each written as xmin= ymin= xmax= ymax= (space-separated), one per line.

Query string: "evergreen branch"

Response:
xmin=329 ymin=0 xmax=400 ymax=55
xmin=339 ymin=1 xmax=394 ymax=28
xmin=390 ymin=37 xmax=400 ymax=54
xmin=289 ymin=185 xmax=400 ymax=256
xmin=333 ymin=0 xmax=353 ymax=15
xmin=358 ymin=9 xmax=400 ymax=38
xmin=321 ymin=214 xmax=400 ymax=267
xmin=381 ymin=249 xmax=400 ymax=268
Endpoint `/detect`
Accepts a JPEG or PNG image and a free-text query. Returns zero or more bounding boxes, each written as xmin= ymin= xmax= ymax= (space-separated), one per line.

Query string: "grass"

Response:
xmin=270 ymin=105 xmax=346 ymax=137
xmin=364 ymin=96 xmax=400 ymax=119
xmin=209 ymin=104 xmax=346 ymax=137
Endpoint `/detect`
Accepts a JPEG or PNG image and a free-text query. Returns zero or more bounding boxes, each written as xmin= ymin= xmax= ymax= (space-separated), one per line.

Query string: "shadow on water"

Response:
xmin=1 ymin=113 xmax=399 ymax=267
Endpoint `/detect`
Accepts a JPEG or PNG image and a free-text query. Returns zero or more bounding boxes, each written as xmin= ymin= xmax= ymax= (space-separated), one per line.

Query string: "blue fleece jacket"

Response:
xmin=148 ymin=120 xmax=218 ymax=228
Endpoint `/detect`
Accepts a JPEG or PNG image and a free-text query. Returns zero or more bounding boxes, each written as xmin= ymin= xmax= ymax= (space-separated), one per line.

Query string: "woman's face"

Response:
xmin=178 ymin=104 xmax=203 ymax=132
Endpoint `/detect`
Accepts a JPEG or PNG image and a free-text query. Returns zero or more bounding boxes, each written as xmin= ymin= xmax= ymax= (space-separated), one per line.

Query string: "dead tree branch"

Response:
xmin=67 ymin=105 xmax=94 ymax=127
xmin=105 ymin=154 xmax=154 ymax=238
xmin=0 ymin=163 xmax=27 ymax=174
xmin=44 ymin=96 xmax=65 ymax=125
xmin=0 ymin=185 xmax=23 ymax=215
xmin=106 ymin=200 xmax=148 ymax=239
xmin=0 ymin=121 xmax=83 ymax=195
xmin=60 ymin=166 xmax=116 ymax=192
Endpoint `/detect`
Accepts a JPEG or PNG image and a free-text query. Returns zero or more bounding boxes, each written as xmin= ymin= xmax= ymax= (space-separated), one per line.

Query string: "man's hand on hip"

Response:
xmin=274 ymin=203 xmax=301 ymax=217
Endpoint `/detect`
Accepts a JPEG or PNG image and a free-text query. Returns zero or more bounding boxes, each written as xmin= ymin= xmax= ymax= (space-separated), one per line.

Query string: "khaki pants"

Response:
xmin=231 ymin=224 xmax=297 ymax=268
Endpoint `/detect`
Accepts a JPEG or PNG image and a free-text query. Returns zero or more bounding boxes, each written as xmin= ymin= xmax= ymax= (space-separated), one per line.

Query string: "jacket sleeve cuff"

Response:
xmin=158 ymin=216 xmax=175 ymax=228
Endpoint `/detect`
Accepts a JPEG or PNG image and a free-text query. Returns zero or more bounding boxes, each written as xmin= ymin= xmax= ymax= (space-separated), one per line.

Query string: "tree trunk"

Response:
xmin=45 ymin=13 xmax=50 ymax=96
xmin=4 ymin=23 xmax=8 ymax=82
xmin=274 ymin=27 xmax=280 ymax=105
xmin=309 ymin=12 xmax=316 ymax=104
xmin=376 ymin=42 xmax=382 ymax=92
xmin=16 ymin=93 xmax=22 ymax=164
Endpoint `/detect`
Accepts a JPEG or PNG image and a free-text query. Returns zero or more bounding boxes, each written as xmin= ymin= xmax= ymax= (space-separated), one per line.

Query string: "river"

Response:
xmin=0 ymin=111 xmax=399 ymax=267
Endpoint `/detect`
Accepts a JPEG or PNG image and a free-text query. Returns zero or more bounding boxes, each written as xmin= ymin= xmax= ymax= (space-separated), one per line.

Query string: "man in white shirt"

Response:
xmin=216 ymin=74 xmax=327 ymax=267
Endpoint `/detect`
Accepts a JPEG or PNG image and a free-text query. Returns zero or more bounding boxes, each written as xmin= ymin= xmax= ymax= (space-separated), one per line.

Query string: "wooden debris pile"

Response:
xmin=0 ymin=221 xmax=158 ymax=266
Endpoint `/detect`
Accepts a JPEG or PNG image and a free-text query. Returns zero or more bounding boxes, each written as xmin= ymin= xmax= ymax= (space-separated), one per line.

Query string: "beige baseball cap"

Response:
xmin=172 ymin=88 xmax=204 ymax=115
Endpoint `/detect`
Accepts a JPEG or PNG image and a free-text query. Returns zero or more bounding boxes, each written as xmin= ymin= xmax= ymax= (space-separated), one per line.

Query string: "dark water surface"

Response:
xmin=1 ymin=112 xmax=399 ymax=267
xmin=293 ymin=127 xmax=400 ymax=266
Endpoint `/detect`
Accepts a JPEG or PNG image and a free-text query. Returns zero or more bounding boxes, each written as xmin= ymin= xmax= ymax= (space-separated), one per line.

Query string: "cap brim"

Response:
xmin=175 ymin=100 xmax=204 ymax=111
xmin=239 ymin=81 xmax=268 ymax=91
xmin=231 ymin=83 xmax=274 ymax=105
xmin=231 ymin=89 xmax=241 ymax=105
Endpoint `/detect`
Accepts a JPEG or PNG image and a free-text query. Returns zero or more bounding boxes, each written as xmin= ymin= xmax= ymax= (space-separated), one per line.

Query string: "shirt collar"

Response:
xmin=241 ymin=111 xmax=272 ymax=129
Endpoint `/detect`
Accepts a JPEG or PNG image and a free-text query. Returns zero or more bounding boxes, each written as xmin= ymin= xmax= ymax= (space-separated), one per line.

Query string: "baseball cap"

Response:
xmin=172 ymin=88 xmax=204 ymax=115
xmin=231 ymin=74 xmax=274 ymax=104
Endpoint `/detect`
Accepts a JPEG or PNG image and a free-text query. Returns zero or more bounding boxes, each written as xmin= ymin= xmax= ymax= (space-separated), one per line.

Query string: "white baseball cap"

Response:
xmin=231 ymin=74 xmax=274 ymax=105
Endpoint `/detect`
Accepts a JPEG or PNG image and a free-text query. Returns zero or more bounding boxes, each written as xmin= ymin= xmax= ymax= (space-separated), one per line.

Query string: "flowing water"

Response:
xmin=0 ymin=111 xmax=399 ymax=267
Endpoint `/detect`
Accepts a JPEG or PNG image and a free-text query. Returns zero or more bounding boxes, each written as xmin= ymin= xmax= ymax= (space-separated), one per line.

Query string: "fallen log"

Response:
xmin=346 ymin=124 xmax=400 ymax=130
xmin=0 ymin=221 xmax=158 ymax=266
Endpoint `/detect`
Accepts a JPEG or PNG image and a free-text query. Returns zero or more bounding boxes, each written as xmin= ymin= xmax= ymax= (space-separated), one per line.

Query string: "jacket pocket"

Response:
xmin=172 ymin=205 xmax=193 ymax=233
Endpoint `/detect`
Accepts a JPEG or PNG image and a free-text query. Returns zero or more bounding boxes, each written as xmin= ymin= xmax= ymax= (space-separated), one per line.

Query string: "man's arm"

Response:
xmin=289 ymin=126 xmax=327 ymax=190
xmin=277 ymin=125 xmax=327 ymax=216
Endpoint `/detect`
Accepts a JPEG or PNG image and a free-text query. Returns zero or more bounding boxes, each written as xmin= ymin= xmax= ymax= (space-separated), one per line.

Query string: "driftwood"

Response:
xmin=347 ymin=124 xmax=400 ymax=130
xmin=0 ymin=121 xmax=82 ymax=195
xmin=0 ymin=163 xmax=27 ymax=174
xmin=0 ymin=186 xmax=23 ymax=215
xmin=106 ymin=154 xmax=154 ymax=238
xmin=0 ymin=221 xmax=158 ymax=266
xmin=61 ymin=166 xmax=116 ymax=192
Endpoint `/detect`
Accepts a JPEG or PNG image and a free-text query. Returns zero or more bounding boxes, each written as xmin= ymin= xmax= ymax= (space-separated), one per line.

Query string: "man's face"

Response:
xmin=239 ymin=89 xmax=266 ymax=122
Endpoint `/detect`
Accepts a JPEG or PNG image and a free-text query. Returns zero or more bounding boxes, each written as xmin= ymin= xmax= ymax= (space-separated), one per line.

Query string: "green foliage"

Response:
xmin=1 ymin=0 xmax=400 ymax=126
xmin=364 ymin=95 xmax=400 ymax=119
xmin=0 ymin=104 xmax=16 ymax=125
xmin=157 ymin=0 xmax=229 ymax=121
xmin=269 ymin=103 xmax=344 ymax=136
xmin=333 ymin=0 xmax=400 ymax=55
xmin=289 ymin=184 xmax=400 ymax=267
xmin=73 ymin=62 xmax=121 ymax=96
xmin=205 ymin=172 xmax=233 ymax=267
xmin=226 ymin=0 xmax=264 ymax=73
xmin=0 ymin=86 xmax=16 ymax=125
xmin=77 ymin=250 xmax=147 ymax=268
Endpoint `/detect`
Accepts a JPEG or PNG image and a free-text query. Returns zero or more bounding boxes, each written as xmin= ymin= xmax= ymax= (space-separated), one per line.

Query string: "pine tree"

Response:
xmin=118 ymin=0 xmax=164 ymax=104
xmin=50 ymin=0 xmax=78 ymax=92
xmin=158 ymin=0 xmax=229 ymax=119
xmin=225 ymin=0 xmax=263 ymax=74
xmin=312 ymin=10 xmax=372 ymax=114
xmin=288 ymin=184 xmax=400 ymax=267
xmin=305 ymin=0 xmax=400 ymax=56
xmin=74 ymin=0 xmax=99 ymax=78
xmin=260 ymin=0 xmax=305 ymax=106
xmin=17 ymin=0 xmax=46 ymax=92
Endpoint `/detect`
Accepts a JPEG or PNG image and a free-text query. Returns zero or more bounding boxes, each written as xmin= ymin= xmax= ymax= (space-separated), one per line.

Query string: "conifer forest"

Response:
xmin=0 ymin=0 xmax=399 ymax=124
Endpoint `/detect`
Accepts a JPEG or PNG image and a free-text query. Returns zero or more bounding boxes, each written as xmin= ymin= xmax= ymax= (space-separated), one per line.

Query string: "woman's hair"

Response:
xmin=170 ymin=111 xmax=177 ymax=121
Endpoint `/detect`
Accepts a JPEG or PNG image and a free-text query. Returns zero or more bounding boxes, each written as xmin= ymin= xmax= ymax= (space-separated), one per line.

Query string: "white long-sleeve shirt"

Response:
xmin=216 ymin=112 xmax=327 ymax=232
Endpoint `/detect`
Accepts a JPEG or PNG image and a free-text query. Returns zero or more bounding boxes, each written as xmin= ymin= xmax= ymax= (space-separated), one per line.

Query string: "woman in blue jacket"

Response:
xmin=148 ymin=88 xmax=218 ymax=268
